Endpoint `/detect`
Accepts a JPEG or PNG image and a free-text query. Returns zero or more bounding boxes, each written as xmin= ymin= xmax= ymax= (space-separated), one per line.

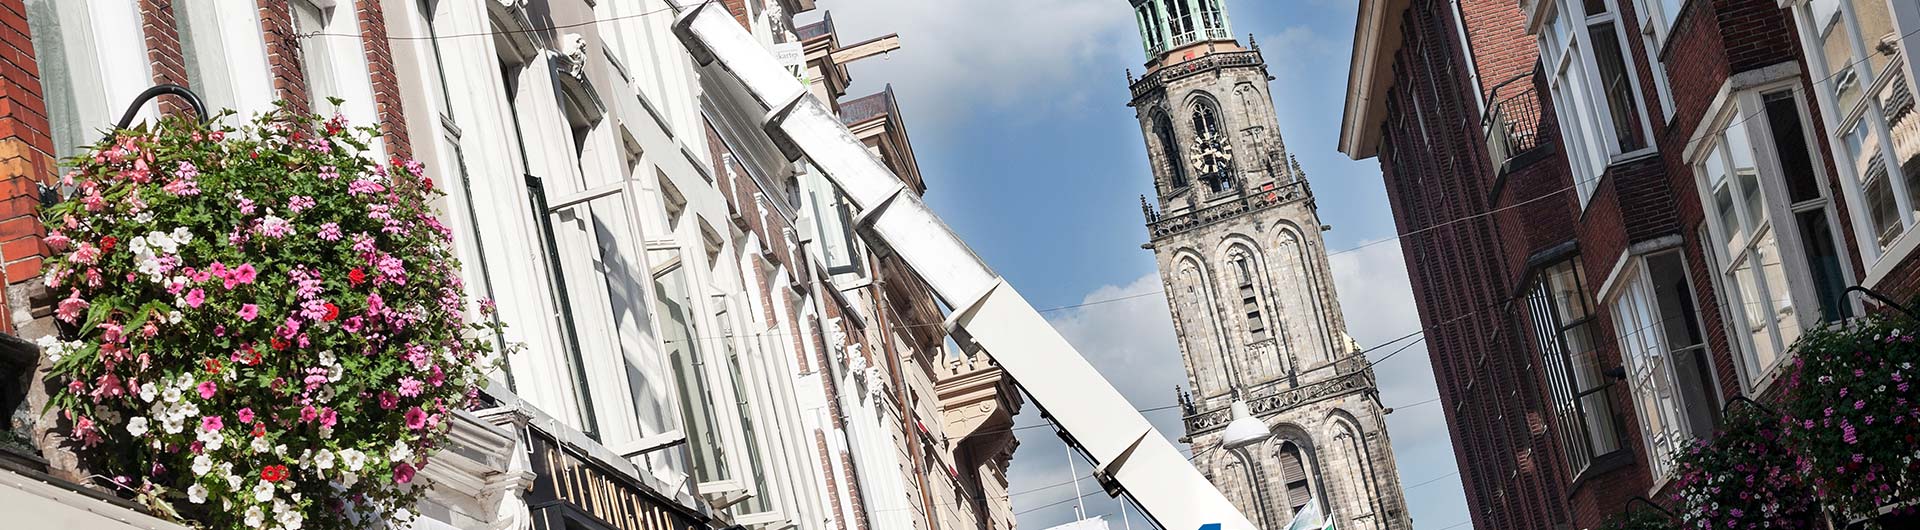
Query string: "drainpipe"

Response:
xmin=873 ymin=262 xmax=942 ymax=530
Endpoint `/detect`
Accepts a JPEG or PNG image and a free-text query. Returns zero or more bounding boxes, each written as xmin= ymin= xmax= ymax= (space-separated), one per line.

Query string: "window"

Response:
xmin=290 ymin=1 xmax=337 ymax=112
xmin=173 ymin=0 xmax=272 ymax=117
xmin=26 ymin=0 xmax=149 ymax=161
xmin=1540 ymin=0 xmax=1654 ymax=204
xmin=1694 ymin=86 xmax=1853 ymax=390
xmin=719 ymin=312 xmax=773 ymax=516
xmin=1192 ymin=99 xmax=1235 ymax=193
xmin=1525 ymin=260 xmax=1622 ymax=476
xmin=1608 ymin=250 xmax=1720 ymax=481
xmin=1154 ymin=111 xmax=1189 ymax=189
xmin=1276 ymin=441 xmax=1318 ymax=520
xmin=1168 ymin=0 xmax=1197 ymax=47
xmin=1790 ymin=0 xmax=1920 ymax=273
xmin=1136 ymin=1 xmax=1166 ymax=56
xmin=1231 ymin=253 xmax=1268 ymax=342
xmin=1630 ymin=0 xmax=1679 ymax=119
xmin=1197 ymin=0 xmax=1229 ymax=40
xmin=655 ymin=265 xmax=729 ymax=484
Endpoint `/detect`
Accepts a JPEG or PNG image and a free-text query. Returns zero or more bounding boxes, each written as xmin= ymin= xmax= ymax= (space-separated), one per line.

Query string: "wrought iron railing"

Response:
xmin=1483 ymin=71 xmax=1544 ymax=169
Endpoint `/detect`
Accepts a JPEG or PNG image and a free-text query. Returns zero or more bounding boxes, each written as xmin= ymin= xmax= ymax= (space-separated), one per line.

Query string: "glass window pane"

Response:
xmin=1763 ymin=92 xmax=1824 ymax=203
xmin=292 ymin=0 xmax=338 ymax=115
xmin=1582 ymin=0 xmax=1610 ymax=17
xmin=1730 ymin=250 xmax=1778 ymax=379
xmin=1853 ymin=0 xmax=1895 ymax=80
xmin=1589 ymin=20 xmax=1646 ymax=151
xmin=1795 ymin=210 xmax=1853 ymax=323
xmin=721 ymin=316 xmax=772 ymax=514
xmin=1813 ymin=0 xmax=1864 ymax=110
xmin=656 ymin=267 xmax=729 ymax=483
xmin=1759 ymin=229 xmax=1802 ymax=359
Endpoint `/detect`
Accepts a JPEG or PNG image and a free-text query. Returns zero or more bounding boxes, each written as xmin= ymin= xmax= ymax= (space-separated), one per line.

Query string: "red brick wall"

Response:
xmin=355 ymin=0 xmax=407 ymax=159
xmin=0 ymin=0 xmax=51 ymax=333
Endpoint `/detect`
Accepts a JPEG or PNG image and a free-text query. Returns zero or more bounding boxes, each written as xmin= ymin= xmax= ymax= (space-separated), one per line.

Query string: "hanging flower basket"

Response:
xmin=1778 ymin=316 xmax=1920 ymax=527
xmin=1667 ymin=402 xmax=1822 ymax=530
xmin=38 ymin=105 xmax=503 ymax=529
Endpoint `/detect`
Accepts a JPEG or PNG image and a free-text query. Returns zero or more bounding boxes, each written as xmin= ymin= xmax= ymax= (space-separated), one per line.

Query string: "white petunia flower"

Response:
xmin=161 ymin=416 xmax=186 ymax=435
xmin=252 ymin=480 xmax=275 ymax=502
xmin=244 ymin=506 xmax=265 ymax=528
xmin=338 ymin=448 xmax=366 ymax=472
xmin=191 ymin=454 xmax=213 ymax=476
xmin=171 ymin=227 xmax=192 ymax=244
xmin=139 ymin=383 xmax=157 ymax=403
xmin=198 ymin=429 xmax=224 ymax=451
xmin=161 ymin=387 xmax=182 ymax=404
xmin=312 ymin=449 xmax=334 ymax=471
xmin=388 ymin=442 xmax=412 ymax=463
xmin=127 ymin=417 xmax=149 ymax=437
xmin=252 ymin=437 xmax=271 ymax=453
xmin=186 ymin=483 xmax=207 ymax=504
xmin=226 ymin=473 xmax=243 ymax=490
xmin=167 ymin=310 xmax=183 ymax=324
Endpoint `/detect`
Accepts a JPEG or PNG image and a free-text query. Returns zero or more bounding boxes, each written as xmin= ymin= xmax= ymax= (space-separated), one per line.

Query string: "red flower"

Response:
xmin=203 ymin=358 xmax=222 ymax=374
xmin=271 ymin=337 xmax=289 ymax=351
xmin=322 ymin=302 xmax=339 ymax=322
xmin=99 ymin=236 xmax=115 ymax=252
xmin=260 ymin=464 xmax=288 ymax=482
xmin=348 ymin=268 xmax=366 ymax=286
xmin=250 ymin=422 xmax=266 ymax=438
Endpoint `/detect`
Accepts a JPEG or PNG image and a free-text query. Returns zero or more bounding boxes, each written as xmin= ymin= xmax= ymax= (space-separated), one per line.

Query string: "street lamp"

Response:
xmin=1222 ymin=399 xmax=1276 ymax=529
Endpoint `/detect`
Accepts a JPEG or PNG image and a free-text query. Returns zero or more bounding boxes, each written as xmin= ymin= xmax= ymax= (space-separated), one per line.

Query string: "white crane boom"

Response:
xmin=670 ymin=4 xmax=1257 ymax=530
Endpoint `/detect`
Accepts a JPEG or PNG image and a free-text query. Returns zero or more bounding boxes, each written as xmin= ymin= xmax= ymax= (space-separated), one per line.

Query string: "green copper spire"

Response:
xmin=1130 ymin=0 xmax=1234 ymax=59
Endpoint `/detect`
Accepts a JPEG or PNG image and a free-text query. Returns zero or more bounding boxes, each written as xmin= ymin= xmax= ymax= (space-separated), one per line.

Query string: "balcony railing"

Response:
xmin=1128 ymin=49 xmax=1265 ymax=100
xmin=1483 ymin=71 xmax=1544 ymax=170
xmin=1144 ymin=180 xmax=1310 ymax=241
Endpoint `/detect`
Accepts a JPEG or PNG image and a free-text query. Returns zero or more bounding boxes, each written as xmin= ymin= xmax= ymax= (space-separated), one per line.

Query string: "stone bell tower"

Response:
xmin=1124 ymin=1 xmax=1411 ymax=528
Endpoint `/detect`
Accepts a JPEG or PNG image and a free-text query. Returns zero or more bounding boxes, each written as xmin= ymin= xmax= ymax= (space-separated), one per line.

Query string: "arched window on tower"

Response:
xmin=1153 ymin=111 xmax=1188 ymax=189
xmin=1231 ymin=251 xmax=1266 ymax=342
xmin=1168 ymin=0 xmax=1197 ymax=47
xmin=1136 ymin=2 xmax=1165 ymax=55
xmin=1277 ymin=441 xmax=1318 ymax=520
xmin=1198 ymin=0 xmax=1228 ymax=40
xmin=1192 ymin=99 xmax=1235 ymax=193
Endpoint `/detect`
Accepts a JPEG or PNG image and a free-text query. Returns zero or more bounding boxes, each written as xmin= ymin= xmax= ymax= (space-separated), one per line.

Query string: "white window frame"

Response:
xmin=1603 ymin=248 xmax=1720 ymax=489
xmin=289 ymin=0 xmax=379 ymax=134
xmin=1690 ymin=80 xmax=1856 ymax=395
xmin=1788 ymin=0 xmax=1920 ymax=287
xmin=173 ymin=0 xmax=275 ymax=119
xmin=1539 ymin=0 xmax=1659 ymax=206
xmin=1630 ymin=0 xmax=1681 ymax=120
xmin=24 ymin=0 xmax=152 ymax=160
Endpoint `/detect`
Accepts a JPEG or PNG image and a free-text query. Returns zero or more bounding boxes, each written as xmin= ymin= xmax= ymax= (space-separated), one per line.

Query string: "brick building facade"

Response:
xmin=1338 ymin=0 xmax=1913 ymax=528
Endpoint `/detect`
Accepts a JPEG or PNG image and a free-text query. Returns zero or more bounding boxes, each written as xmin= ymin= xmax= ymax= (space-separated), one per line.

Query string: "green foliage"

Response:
xmin=38 ymin=105 xmax=506 ymax=529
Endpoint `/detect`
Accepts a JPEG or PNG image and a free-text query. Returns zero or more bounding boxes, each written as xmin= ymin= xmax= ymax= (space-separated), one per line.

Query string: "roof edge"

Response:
xmin=1336 ymin=0 xmax=1409 ymax=160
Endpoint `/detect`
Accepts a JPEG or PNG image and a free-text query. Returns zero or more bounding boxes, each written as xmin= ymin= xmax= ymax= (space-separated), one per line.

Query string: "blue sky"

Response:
xmin=807 ymin=1 xmax=1471 ymax=528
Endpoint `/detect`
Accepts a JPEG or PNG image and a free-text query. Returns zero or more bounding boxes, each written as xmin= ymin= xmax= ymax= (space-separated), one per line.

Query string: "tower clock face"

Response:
xmin=1191 ymin=131 xmax=1235 ymax=187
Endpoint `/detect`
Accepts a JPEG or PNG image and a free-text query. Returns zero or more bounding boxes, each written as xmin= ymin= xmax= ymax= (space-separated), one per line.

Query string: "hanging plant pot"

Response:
xmin=1666 ymin=402 xmax=1822 ymax=529
xmin=1778 ymin=316 xmax=1920 ymax=528
xmin=38 ymin=103 xmax=505 ymax=529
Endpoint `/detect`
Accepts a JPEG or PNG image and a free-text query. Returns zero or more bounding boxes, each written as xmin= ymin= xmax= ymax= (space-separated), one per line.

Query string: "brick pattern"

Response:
xmin=256 ymin=0 xmax=310 ymax=116
xmin=1373 ymin=0 xmax=1862 ymax=528
xmin=355 ymin=0 xmax=408 ymax=159
xmin=139 ymin=0 xmax=189 ymax=115
xmin=0 ymin=0 xmax=54 ymax=332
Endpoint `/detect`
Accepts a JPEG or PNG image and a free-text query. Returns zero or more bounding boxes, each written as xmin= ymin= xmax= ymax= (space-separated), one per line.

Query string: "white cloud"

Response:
xmin=807 ymin=0 xmax=1137 ymax=126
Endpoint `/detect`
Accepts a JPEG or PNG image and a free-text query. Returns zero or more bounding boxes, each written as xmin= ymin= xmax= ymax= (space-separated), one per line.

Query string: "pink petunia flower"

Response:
xmin=393 ymin=463 xmax=416 ymax=484
xmin=201 ymin=415 xmax=222 ymax=432
xmin=404 ymin=407 xmax=427 ymax=430
xmin=236 ymin=407 xmax=254 ymax=424
xmin=197 ymin=381 xmax=217 ymax=399
xmin=237 ymin=304 xmax=259 ymax=322
xmin=183 ymin=288 xmax=206 ymax=308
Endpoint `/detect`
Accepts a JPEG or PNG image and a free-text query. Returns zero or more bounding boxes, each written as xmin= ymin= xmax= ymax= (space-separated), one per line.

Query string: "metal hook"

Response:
xmin=1845 ymin=285 xmax=1920 ymax=321
xmin=1624 ymin=496 xmax=1681 ymax=522
xmin=113 ymin=84 xmax=208 ymax=132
